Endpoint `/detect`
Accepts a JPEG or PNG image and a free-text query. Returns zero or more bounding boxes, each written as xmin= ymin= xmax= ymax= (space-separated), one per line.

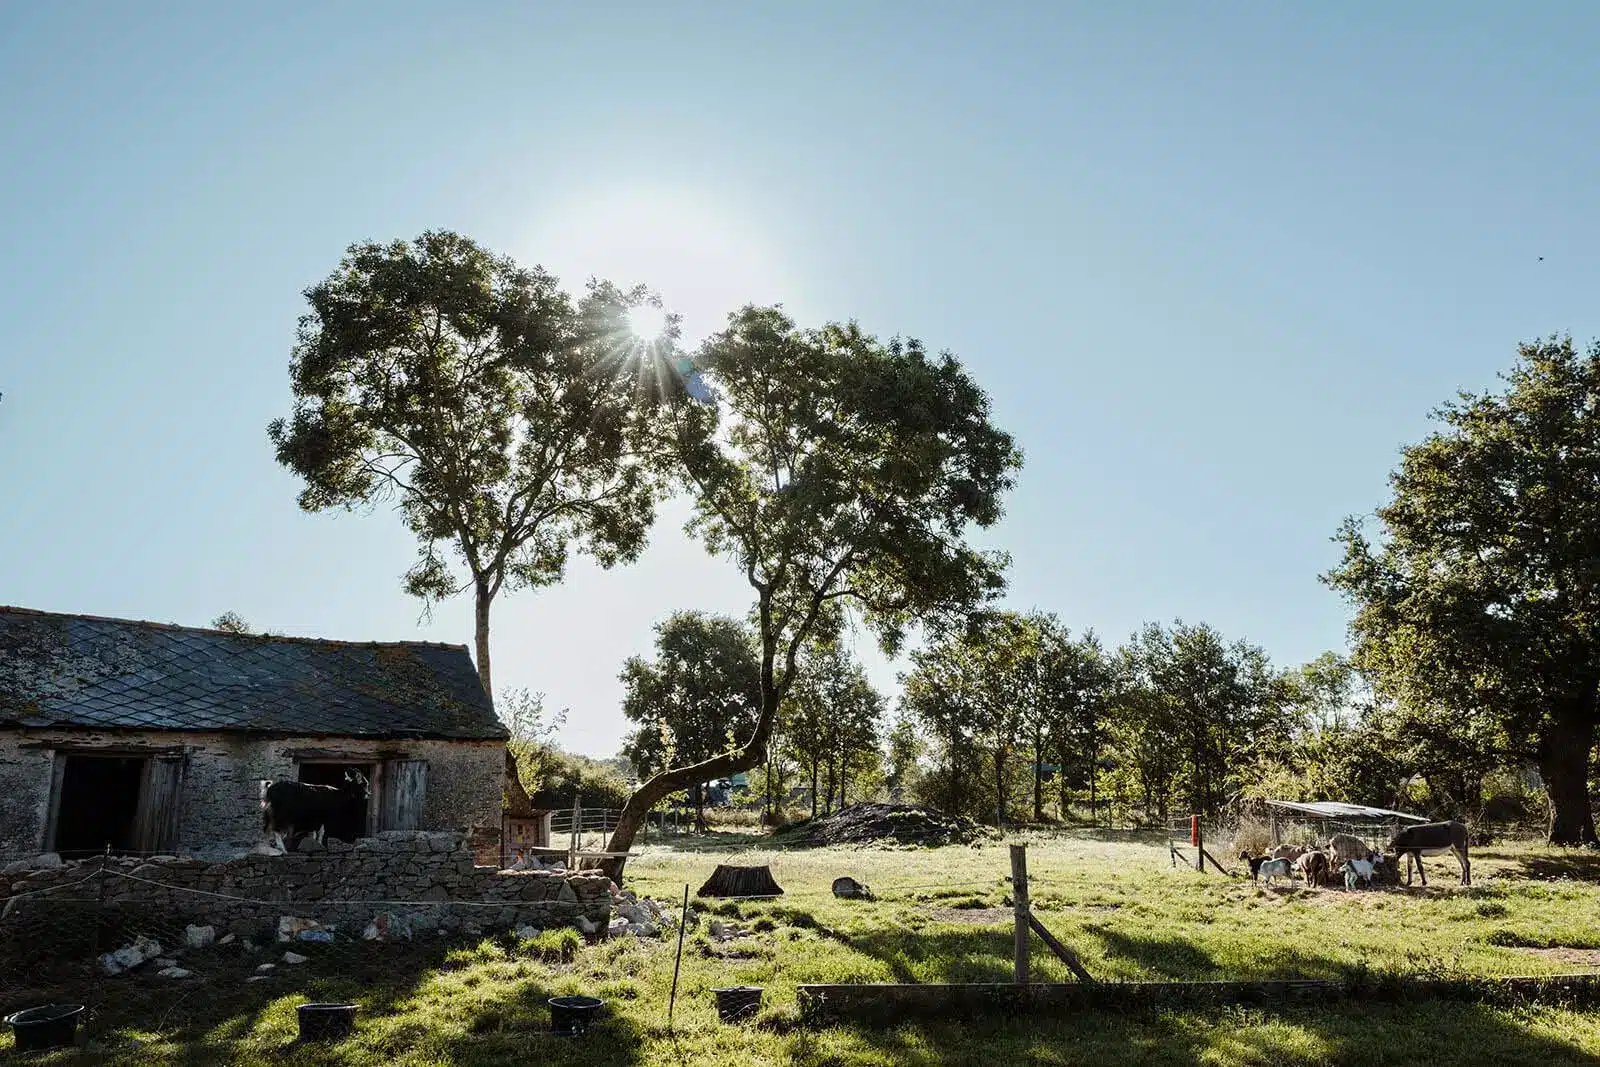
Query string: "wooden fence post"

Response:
xmin=1195 ymin=819 xmax=1205 ymax=873
xmin=1011 ymin=844 xmax=1029 ymax=985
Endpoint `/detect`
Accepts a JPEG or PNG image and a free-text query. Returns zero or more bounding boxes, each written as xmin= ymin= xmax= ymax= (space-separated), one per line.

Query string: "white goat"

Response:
xmin=1257 ymin=857 xmax=1294 ymax=887
xmin=1341 ymin=858 xmax=1376 ymax=889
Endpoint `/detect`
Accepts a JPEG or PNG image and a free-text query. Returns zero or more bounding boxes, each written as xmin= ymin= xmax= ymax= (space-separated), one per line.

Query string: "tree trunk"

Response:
xmin=470 ymin=580 xmax=536 ymax=822
xmin=994 ymin=747 xmax=1006 ymax=827
xmin=1088 ymin=727 xmax=1098 ymax=828
xmin=811 ymin=760 xmax=819 ymax=819
xmin=692 ymin=782 xmax=706 ymax=834
xmin=1541 ymin=708 xmax=1599 ymax=846
xmin=1032 ymin=729 xmax=1044 ymax=823
xmin=598 ymin=655 xmax=787 ymax=883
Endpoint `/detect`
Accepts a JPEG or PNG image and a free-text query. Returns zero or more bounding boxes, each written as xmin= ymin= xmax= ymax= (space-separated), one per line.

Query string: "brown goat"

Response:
xmin=1295 ymin=849 xmax=1330 ymax=887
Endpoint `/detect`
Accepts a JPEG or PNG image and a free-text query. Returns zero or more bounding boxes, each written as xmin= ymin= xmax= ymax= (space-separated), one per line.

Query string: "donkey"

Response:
xmin=1388 ymin=820 xmax=1470 ymax=887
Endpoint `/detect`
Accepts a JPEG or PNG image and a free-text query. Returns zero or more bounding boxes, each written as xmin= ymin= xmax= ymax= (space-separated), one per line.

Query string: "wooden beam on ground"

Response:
xmin=1027 ymin=914 xmax=1096 ymax=984
xmin=1201 ymin=847 xmax=1235 ymax=877
xmin=796 ymin=973 xmax=1600 ymax=1026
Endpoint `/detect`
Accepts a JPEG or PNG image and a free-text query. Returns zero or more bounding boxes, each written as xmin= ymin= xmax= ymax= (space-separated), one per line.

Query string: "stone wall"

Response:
xmin=0 ymin=830 xmax=611 ymax=939
xmin=0 ymin=728 xmax=504 ymax=859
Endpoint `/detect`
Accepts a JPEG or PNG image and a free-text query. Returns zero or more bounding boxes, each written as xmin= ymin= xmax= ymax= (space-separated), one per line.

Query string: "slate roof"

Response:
xmin=0 ymin=606 xmax=507 ymax=741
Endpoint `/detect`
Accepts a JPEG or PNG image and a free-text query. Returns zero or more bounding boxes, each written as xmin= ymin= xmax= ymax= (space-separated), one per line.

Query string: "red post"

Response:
xmin=1190 ymin=815 xmax=1200 ymax=847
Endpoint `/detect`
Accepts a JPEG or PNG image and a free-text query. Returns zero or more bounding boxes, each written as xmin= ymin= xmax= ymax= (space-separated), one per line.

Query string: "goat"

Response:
xmin=1256 ymin=857 xmax=1294 ymax=887
xmin=1341 ymin=858 xmax=1375 ymax=889
xmin=1269 ymin=843 xmax=1306 ymax=863
xmin=1389 ymin=820 xmax=1470 ymax=886
xmin=1296 ymin=849 xmax=1331 ymax=887
xmin=1326 ymin=833 xmax=1370 ymax=866
xmin=261 ymin=770 xmax=369 ymax=851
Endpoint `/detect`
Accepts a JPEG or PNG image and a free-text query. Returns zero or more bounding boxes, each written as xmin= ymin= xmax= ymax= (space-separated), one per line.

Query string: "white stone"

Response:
xmin=157 ymin=967 xmax=193 ymax=979
xmin=1 ymin=859 xmax=31 ymax=876
xmin=33 ymin=853 xmax=63 ymax=869
xmin=184 ymin=925 xmax=216 ymax=949
xmin=514 ymin=925 xmax=541 ymax=939
xmin=255 ymin=963 xmax=276 ymax=973
xmin=247 ymin=975 xmax=274 ymax=983
xmin=153 ymin=958 xmax=177 ymax=969
xmin=218 ymin=934 xmax=236 ymax=946
xmin=282 ymin=952 xmax=307 ymax=965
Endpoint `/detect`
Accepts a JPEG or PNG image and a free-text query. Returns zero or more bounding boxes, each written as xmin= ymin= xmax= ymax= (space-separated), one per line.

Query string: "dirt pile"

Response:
xmin=784 ymin=803 xmax=993 ymax=847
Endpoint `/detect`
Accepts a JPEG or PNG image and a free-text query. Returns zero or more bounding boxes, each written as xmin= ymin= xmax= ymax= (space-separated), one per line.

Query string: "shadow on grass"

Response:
xmin=818 ymin=1000 xmax=1600 ymax=1067
xmin=3 ymin=932 xmax=647 ymax=1066
xmin=1500 ymin=852 xmax=1600 ymax=884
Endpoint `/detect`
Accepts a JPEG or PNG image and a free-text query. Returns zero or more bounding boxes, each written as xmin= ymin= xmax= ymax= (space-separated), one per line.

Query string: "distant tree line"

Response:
xmin=268 ymin=228 xmax=1600 ymax=862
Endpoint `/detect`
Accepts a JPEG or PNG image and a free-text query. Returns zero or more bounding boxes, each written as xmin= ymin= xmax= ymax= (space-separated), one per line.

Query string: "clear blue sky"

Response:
xmin=2 ymin=4 xmax=1595 ymax=756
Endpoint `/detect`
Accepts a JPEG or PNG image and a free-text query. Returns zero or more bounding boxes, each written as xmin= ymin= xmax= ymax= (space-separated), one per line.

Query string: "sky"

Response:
xmin=3 ymin=4 xmax=1598 ymax=757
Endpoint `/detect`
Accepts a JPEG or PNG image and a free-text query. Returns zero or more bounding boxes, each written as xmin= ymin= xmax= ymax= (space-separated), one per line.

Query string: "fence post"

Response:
xmin=1010 ymin=843 xmax=1029 ymax=985
xmin=569 ymin=798 xmax=580 ymax=869
xmin=1195 ymin=819 xmax=1205 ymax=873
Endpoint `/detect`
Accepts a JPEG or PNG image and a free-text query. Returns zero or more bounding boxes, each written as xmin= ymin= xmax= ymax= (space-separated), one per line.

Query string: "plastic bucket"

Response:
xmin=296 ymin=1002 xmax=358 ymax=1042
xmin=712 ymin=985 xmax=764 ymax=1023
xmin=6 ymin=1003 xmax=85 ymax=1052
xmin=548 ymin=995 xmax=603 ymax=1036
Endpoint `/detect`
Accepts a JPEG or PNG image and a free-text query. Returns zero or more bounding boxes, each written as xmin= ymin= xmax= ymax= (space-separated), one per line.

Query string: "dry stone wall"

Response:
xmin=0 ymin=830 xmax=612 ymax=940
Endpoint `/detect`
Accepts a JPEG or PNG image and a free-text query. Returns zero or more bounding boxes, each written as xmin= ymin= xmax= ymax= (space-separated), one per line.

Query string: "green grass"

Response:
xmin=9 ymin=833 xmax=1600 ymax=1064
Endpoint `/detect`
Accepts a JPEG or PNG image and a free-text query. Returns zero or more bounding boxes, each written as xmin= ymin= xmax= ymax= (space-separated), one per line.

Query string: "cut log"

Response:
xmin=697 ymin=864 xmax=784 ymax=898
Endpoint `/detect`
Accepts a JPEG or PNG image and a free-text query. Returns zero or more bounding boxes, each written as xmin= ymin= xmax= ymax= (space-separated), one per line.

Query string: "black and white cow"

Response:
xmin=260 ymin=770 xmax=369 ymax=851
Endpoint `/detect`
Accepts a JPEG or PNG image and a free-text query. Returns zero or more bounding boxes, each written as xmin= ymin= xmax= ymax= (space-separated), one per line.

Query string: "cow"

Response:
xmin=261 ymin=770 xmax=369 ymax=852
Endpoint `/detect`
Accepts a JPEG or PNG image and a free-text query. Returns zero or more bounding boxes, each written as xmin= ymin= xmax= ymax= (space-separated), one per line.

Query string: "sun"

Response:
xmin=626 ymin=304 xmax=669 ymax=342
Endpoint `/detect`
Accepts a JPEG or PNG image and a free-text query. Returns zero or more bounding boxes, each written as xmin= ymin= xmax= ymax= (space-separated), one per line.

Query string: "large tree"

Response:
xmin=268 ymin=232 xmax=662 ymax=805
xmin=599 ymin=306 xmax=1021 ymax=878
xmin=1326 ymin=336 xmax=1600 ymax=844
xmin=619 ymin=611 xmax=761 ymax=830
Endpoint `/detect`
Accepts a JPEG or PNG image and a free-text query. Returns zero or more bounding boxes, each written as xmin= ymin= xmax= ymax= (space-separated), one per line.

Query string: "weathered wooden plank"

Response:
xmin=380 ymin=759 xmax=428 ymax=831
xmin=133 ymin=756 xmax=185 ymax=853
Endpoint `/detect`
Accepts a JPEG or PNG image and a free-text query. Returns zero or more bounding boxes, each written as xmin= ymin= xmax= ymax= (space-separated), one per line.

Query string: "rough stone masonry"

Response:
xmin=0 ymin=830 xmax=612 ymax=941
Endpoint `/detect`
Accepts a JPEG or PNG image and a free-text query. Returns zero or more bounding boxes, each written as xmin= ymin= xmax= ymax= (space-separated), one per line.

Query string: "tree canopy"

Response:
xmin=1326 ymin=336 xmax=1600 ymax=844
xmin=267 ymin=231 xmax=662 ymax=698
xmin=600 ymin=306 xmax=1022 ymax=875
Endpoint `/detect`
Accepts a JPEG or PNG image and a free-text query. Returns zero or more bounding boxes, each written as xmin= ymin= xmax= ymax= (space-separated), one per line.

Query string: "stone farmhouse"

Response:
xmin=0 ymin=606 xmax=507 ymax=861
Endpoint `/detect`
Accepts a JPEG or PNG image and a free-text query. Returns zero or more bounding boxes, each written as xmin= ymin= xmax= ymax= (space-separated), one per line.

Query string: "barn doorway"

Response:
xmin=54 ymin=755 xmax=146 ymax=858
xmin=296 ymin=762 xmax=374 ymax=844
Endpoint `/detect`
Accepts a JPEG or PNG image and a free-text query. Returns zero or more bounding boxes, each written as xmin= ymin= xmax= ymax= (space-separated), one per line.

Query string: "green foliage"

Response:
xmin=620 ymin=611 xmax=761 ymax=780
xmin=606 ymin=305 xmax=1021 ymax=862
xmin=522 ymin=747 xmax=631 ymax=812
xmin=782 ymin=633 xmax=886 ymax=815
xmin=268 ymin=230 xmax=663 ymax=692
xmin=1326 ymin=336 xmax=1600 ymax=844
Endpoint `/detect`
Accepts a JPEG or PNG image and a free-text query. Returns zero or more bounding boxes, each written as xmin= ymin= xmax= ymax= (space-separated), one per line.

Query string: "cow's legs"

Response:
xmin=1455 ymin=845 xmax=1470 ymax=886
xmin=1417 ymin=854 xmax=1428 ymax=886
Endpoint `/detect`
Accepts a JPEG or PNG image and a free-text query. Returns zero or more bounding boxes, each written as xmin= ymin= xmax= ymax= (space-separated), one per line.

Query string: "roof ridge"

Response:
xmin=0 ymin=605 xmax=470 ymax=653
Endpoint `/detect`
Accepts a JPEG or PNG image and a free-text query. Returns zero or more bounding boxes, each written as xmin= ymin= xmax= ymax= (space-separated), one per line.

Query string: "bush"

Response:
xmin=513 ymin=744 xmax=631 ymax=811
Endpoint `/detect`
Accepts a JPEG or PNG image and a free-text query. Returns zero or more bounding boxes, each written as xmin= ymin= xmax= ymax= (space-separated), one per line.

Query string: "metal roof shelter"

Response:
xmin=1262 ymin=800 xmax=1428 ymax=824
xmin=1254 ymin=799 xmax=1429 ymax=851
xmin=0 ymin=605 xmax=506 ymax=740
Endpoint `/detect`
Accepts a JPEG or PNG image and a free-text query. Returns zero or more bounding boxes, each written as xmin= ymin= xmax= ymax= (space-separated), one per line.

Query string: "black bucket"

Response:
xmin=548 ymin=995 xmax=603 ymax=1036
xmin=712 ymin=985 xmax=764 ymax=1023
xmin=6 ymin=1003 xmax=85 ymax=1052
xmin=296 ymin=1003 xmax=358 ymax=1042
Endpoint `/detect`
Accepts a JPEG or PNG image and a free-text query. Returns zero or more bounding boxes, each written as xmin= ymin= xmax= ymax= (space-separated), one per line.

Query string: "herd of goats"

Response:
xmin=1239 ymin=819 xmax=1472 ymax=889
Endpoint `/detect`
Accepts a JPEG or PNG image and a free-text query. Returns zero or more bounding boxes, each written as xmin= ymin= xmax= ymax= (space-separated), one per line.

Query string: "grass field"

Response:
xmin=11 ymin=831 xmax=1600 ymax=1065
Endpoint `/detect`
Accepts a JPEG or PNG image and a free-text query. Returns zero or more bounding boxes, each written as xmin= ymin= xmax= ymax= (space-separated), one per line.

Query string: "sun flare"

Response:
xmin=626 ymin=304 xmax=669 ymax=341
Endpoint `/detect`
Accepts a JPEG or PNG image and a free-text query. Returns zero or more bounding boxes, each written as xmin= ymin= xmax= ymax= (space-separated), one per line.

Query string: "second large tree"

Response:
xmin=1327 ymin=337 xmax=1600 ymax=845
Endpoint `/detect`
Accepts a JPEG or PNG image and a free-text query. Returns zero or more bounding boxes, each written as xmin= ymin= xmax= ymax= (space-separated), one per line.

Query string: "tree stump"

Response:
xmin=697 ymin=864 xmax=784 ymax=898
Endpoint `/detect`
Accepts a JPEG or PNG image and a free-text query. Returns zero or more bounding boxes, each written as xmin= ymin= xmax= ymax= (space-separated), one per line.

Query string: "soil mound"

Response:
xmin=784 ymin=803 xmax=992 ymax=847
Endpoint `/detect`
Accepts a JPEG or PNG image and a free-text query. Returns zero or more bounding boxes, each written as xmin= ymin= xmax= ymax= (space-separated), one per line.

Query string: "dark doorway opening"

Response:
xmin=55 ymin=756 xmax=146 ymax=858
xmin=296 ymin=762 xmax=373 ymax=844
